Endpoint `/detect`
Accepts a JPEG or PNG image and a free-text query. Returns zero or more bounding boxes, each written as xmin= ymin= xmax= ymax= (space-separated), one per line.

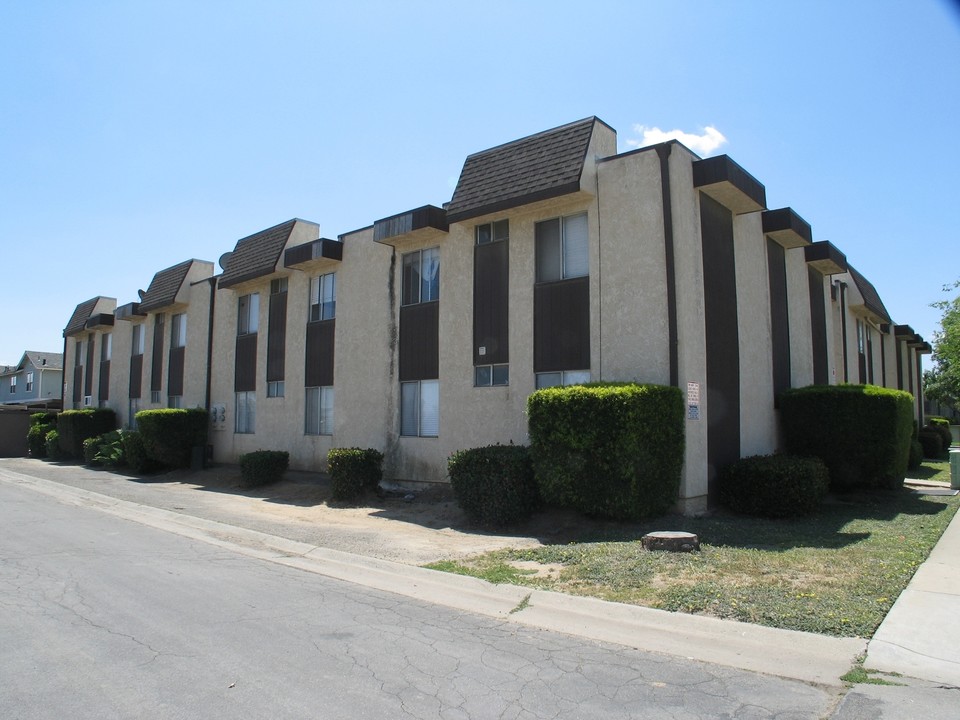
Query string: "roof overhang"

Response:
xmin=804 ymin=241 xmax=847 ymax=275
xmin=693 ymin=155 xmax=766 ymax=214
xmin=762 ymin=207 xmax=812 ymax=249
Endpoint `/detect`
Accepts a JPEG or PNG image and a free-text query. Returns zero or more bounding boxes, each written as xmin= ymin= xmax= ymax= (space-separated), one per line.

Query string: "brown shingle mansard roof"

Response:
xmin=63 ymin=297 xmax=102 ymax=336
xmin=445 ymin=117 xmax=610 ymax=224
xmin=848 ymin=265 xmax=892 ymax=323
xmin=138 ymin=259 xmax=197 ymax=312
xmin=218 ymin=219 xmax=298 ymax=289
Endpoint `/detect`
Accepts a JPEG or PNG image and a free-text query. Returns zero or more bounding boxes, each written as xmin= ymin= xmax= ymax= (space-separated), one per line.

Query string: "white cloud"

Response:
xmin=626 ymin=125 xmax=728 ymax=156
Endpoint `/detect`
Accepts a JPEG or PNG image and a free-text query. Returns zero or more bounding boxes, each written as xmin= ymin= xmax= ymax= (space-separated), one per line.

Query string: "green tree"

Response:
xmin=925 ymin=280 xmax=960 ymax=407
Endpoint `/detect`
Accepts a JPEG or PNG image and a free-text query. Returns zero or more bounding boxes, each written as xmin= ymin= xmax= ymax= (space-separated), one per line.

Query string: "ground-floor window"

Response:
xmin=150 ymin=390 xmax=161 ymax=404
xmin=304 ymin=386 xmax=334 ymax=435
xmin=401 ymin=380 xmax=439 ymax=437
xmin=535 ymin=369 xmax=591 ymax=389
xmin=168 ymin=395 xmax=182 ymax=408
xmin=235 ymin=391 xmax=256 ymax=434
xmin=267 ymin=380 xmax=285 ymax=398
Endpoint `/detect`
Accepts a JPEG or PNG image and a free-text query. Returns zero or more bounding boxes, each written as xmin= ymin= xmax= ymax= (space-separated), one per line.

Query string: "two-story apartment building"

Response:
xmin=62 ymin=116 xmax=931 ymax=511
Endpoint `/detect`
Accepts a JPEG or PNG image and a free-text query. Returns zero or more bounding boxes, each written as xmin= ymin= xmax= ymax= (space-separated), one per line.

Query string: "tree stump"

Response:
xmin=641 ymin=531 xmax=700 ymax=552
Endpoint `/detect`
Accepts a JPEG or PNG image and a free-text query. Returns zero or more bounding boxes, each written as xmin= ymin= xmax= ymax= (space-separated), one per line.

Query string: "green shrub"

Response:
xmin=56 ymin=409 xmax=116 ymax=459
xmin=83 ymin=436 xmax=101 ymax=465
xmin=45 ymin=430 xmax=62 ymax=460
xmin=527 ymin=383 xmax=685 ymax=520
xmin=923 ymin=421 xmax=952 ymax=454
xmin=448 ymin=445 xmax=541 ymax=527
xmin=908 ymin=439 xmax=924 ymax=470
xmin=27 ymin=421 xmax=55 ymax=458
xmin=327 ymin=448 xmax=384 ymax=502
xmin=135 ymin=408 xmax=208 ymax=469
xmin=239 ymin=450 xmax=290 ymax=488
xmin=122 ymin=430 xmax=157 ymax=474
xmin=82 ymin=430 xmax=125 ymax=467
xmin=780 ymin=384 xmax=914 ymax=491
xmin=719 ymin=454 xmax=830 ymax=518
xmin=30 ymin=411 xmax=57 ymax=426
xmin=918 ymin=429 xmax=943 ymax=459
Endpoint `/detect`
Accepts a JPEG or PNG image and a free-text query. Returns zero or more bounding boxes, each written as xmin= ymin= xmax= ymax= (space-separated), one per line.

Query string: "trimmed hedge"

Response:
xmin=57 ymin=409 xmax=116 ymax=459
xmin=719 ymin=454 xmax=830 ymax=518
xmin=135 ymin=408 xmax=208 ymax=469
xmin=45 ymin=430 xmax=62 ymax=460
xmin=908 ymin=439 xmax=924 ymax=470
xmin=923 ymin=421 xmax=952 ymax=455
xmin=527 ymin=383 xmax=685 ymax=520
xmin=122 ymin=431 xmax=157 ymax=474
xmin=28 ymin=421 xmax=55 ymax=458
xmin=448 ymin=444 xmax=541 ymax=527
xmin=780 ymin=384 xmax=913 ymax=491
xmin=239 ymin=450 xmax=289 ymax=488
xmin=918 ymin=429 xmax=943 ymax=459
xmin=327 ymin=448 xmax=383 ymax=502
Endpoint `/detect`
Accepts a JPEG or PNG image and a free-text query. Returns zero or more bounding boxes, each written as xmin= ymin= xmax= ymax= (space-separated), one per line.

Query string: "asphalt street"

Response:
xmin=0 ymin=477 xmax=838 ymax=719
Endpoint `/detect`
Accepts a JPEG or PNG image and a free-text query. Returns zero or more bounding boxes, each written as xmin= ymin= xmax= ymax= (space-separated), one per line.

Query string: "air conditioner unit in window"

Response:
xmin=83 ymin=396 xmax=92 ymax=407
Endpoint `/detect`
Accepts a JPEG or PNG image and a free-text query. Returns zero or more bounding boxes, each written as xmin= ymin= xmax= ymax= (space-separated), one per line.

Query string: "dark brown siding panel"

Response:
xmin=129 ymin=355 xmax=143 ymax=398
xmin=767 ymin=238 xmax=790 ymax=403
xmin=808 ymin=267 xmax=829 ymax=385
xmin=473 ymin=241 xmax=509 ymax=365
xmin=168 ymin=346 xmax=185 ymax=396
xmin=267 ymin=291 xmax=287 ymax=382
xmin=700 ymin=193 xmax=740 ymax=504
xmin=151 ymin=322 xmax=165 ymax=392
xmin=305 ymin=320 xmax=335 ymax=387
xmin=84 ymin=335 xmax=95 ymax=396
xmin=72 ymin=366 xmax=82 ymax=404
xmin=533 ymin=277 xmax=590 ymax=373
xmin=98 ymin=361 xmax=110 ymax=401
xmin=399 ymin=302 xmax=439 ymax=381
xmin=234 ymin=334 xmax=258 ymax=392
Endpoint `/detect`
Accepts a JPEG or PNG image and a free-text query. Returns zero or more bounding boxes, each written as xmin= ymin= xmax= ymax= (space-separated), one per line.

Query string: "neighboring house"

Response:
xmin=62 ymin=116 xmax=933 ymax=512
xmin=0 ymin=351 xmax=64 ymax=408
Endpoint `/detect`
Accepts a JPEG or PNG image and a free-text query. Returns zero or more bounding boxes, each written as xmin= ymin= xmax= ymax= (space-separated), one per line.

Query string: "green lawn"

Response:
xmin=427 ymin=461 xmax=955 ymax=638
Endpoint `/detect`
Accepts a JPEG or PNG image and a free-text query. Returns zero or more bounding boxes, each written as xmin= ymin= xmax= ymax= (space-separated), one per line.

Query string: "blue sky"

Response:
xmin=1 ymin=1 xmax=958 ymax=368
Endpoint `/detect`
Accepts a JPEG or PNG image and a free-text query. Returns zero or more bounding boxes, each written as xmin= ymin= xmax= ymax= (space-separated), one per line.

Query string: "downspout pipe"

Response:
xmin=656 ymin=143 xmax=679 ymax=386
xmin=205 ymin=277 xmax=216 ymax=411
xmin=839 ymin=281 xmax=849 ymax=383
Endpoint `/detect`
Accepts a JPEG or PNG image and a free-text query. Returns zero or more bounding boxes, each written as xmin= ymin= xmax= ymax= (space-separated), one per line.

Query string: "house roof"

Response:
xmin=139 ymin=259 xmax=198 ymax=312
xmin=848 ymin=265 xmax=892 ymax=323
xmin=218 ymin=219 xmax=298 ymax=289
xmin=445 ymin=117 xmax=606 ymax=224
xmin=64 ymin=297 xmax=102 ymax=336
xmin=20 ymin=351 xmax=63 ymax=371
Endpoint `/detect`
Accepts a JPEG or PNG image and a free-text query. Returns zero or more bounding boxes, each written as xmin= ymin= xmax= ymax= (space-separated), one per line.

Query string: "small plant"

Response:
xmin=239 ymin=450 xmax=289 ymax=488
xmin=719 ymin=454 xmax=829 ymax=518
xmin=45 ymin=429 xmax=62 ymax=460
xmin=908 ymin=438 xmax=924 ymax=470
xmin=27 ymin=420 xmax=55 ymax=458
xmin=327 ymin=448 xmax=383 ymax=502
xmin=448 ymin=444 xmax=541 ymax=527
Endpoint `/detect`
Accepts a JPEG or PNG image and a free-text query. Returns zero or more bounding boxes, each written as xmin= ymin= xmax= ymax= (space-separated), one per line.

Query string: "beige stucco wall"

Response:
xmin=62 ymin=297 xmax=116 ymax=409
xmin=784 ymin=248 xmax=814 ymax=388
xmin=734 ymin=211 xmax=777 ymax=456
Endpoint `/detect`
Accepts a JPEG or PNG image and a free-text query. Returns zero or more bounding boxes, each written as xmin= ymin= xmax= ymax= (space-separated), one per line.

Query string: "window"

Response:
xmin=400 ymin=380 xmax=439 ymax=437
xmin=304 ymin=386 xmax=334 ymax=435
xmin=168 ymin=395 xmax=182 ymax=409
xmin=856 ymin=319 xmax=865 ymax=354
xmin=309 ymin=273 xmax=336 ymax=322
xmin=402 ymin=248 xmax=440 ymax=306
xmin=475 ymin=219 xmax=509 ymax=245
xmin=535 ymin=370 xmax=591 ymax=389
xmin=271 ymin=277 xmax=288 ymax=295
xmin=171 ymin=314 xmax=186 ymax=348
xmin=25 ymin=372 xmax=33 ymax=392
xmin=238 ymin=293 xmax=260 ymax=335
xmin=101 ymin=333 xmax=112 ymax=361
xmin=75 ymin=339 xmax=85 ymax=367
xmin=475 ymin=364 xmax=509 ymax=387
xmin=267 ymin=380 xmax=285 ymax=398
xmin=132 ymin=324 xmax=145 ymax=356
xmin=535 ymin=213 xmax=589 ymax=282
xmin=129 ymin=398 xmax=140 ymax=429
xmin=151 ymin=390 xmax=161 ymax=404
xmin=235 ymin=391 xmax=256 ymax=433
xmin=9 ymin=376 xmax=15 ymax=393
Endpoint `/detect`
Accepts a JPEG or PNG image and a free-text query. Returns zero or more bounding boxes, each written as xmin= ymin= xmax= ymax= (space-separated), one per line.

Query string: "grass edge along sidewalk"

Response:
xmin=427 ymin=460 xmax=955 ymax=639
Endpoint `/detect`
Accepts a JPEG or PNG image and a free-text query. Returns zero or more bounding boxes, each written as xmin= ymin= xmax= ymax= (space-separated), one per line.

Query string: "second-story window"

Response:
xmin=171 ymin=314 xmax=187 ymax=348
xmin=25 ymin=372 xmax=33 ymax=392
xmin=238 ymin=293 xmax=259 ymax=335
xmin=132 ymin=324 xmax=144 ymax=356
xmin=536 ymin=213 xmax=588 ymax=283
xmin=309 ymin=273 xmax=336 ymax=321
xmin=402 ymin=247 xmax=439 ymax=306
xmin=101 ymin=332 xmax=112 ymax=361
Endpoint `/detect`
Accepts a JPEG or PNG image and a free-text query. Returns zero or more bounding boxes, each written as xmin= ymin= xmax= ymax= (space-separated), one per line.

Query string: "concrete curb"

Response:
xmin=0 ymin=467 xmax=864 ymax=687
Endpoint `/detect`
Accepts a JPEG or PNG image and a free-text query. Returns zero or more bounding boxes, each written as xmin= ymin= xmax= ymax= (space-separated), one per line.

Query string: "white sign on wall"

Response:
xmin=687 ymin=382 xmax=701 ymax=421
